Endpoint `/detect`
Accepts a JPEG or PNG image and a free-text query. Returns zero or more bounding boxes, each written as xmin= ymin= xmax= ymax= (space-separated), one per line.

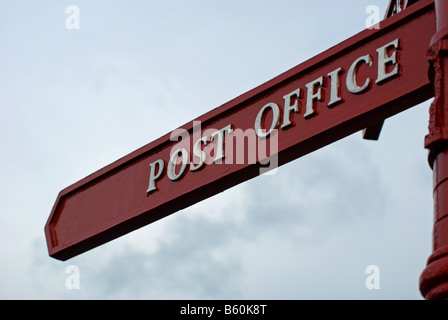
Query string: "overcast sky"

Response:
xmin=0 ymin=0 xmax=435 ymax=299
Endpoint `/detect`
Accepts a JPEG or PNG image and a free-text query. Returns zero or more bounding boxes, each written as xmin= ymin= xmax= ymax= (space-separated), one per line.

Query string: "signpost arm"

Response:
xmin=420 ymin=0 xmax=448 ymax=300
xmin=44 ymin=0 xmax=438 ymax=262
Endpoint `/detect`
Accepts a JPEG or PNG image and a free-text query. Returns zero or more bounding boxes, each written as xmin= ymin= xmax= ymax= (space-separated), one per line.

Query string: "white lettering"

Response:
xmin=327 ymin=67 xmax=343 ymax=107
xmin=346 ymin=54 xmax=372 ymax=94
xmin=376 ymin=38 xmax=400 ymax=84
xmin=147 ymin=159 xmax=164 ymax=194
xmin=167 ymin=148 xmax=189 ymax=181
xmin=304 ymin=76 xmax=324 ymax=118
xmin=180 ymin=304 xmax=214 ymax=317
xmin=210 ymin=125 xmax=233 ymax=163
xmin=190 ymin=136 xmax=208 ymax=171
xmin=146 ymin=38 xmax=402 ymax=195
xmin=281 ymin=88 xmax=301 ymax=129
xmin=255 ymin=103 xmax=280 ymax=138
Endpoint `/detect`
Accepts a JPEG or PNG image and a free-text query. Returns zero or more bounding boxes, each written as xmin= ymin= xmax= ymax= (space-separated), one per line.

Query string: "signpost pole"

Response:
xmin=420 ymin=0 xmax=448 ymax=300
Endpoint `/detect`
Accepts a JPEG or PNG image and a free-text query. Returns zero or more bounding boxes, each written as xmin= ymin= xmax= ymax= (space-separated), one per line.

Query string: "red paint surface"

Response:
xmin=45 ymin=0 xmax=436 ymax=261
xmin=419 ymin=0 xmax=448 ymax=300
xmin=420 ymin=152 xmax=448 ymax=299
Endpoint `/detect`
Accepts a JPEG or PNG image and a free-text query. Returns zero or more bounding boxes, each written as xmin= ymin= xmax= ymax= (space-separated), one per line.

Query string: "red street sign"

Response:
xmin=45 ymin=0 xmax=436 ymax=261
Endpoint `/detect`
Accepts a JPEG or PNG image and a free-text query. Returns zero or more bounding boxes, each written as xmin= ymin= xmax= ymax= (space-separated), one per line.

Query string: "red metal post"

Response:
xmin=420 ymin=0 xmax=448 ymax=300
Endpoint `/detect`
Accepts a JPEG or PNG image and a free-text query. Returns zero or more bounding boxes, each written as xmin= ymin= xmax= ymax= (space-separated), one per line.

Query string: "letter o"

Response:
xmin=167 ymin=148 xmax=189 ymax=181
xmin=254 ymin=102 xmax=280 ymax=138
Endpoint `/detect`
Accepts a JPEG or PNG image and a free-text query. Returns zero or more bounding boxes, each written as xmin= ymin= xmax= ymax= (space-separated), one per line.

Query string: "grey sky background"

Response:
xmin=0 ymin=0 xmax=434 ymax=299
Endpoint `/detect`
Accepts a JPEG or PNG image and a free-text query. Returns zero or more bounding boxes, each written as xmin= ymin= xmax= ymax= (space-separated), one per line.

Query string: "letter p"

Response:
xmin=147 ymin=159 xmax=165 ymax=194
